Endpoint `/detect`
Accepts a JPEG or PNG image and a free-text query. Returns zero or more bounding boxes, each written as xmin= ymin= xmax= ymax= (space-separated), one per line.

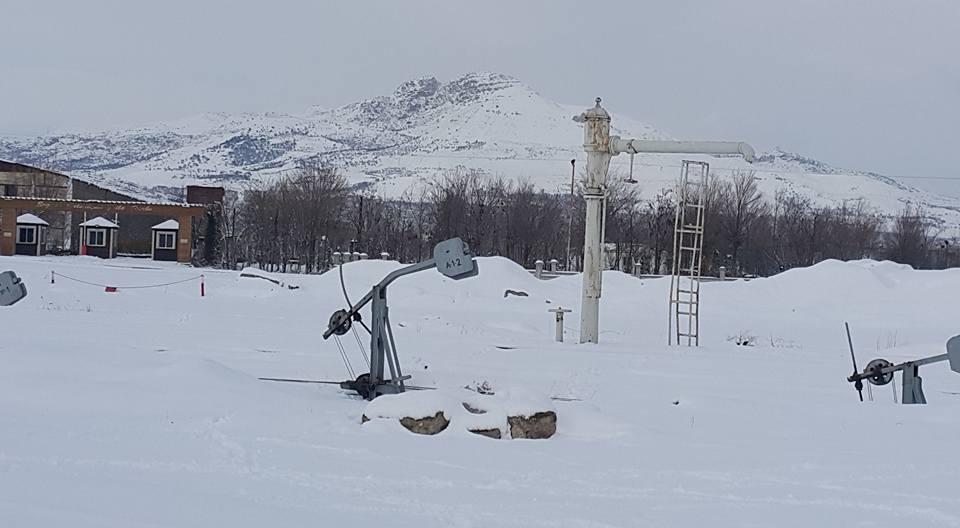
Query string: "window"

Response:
xmin=1 ymin=184 xmax=16 ymax=197
xmin=17 ymin=226 xmax=36 ymax=244
xmin=86 ymin=228 xmax=106 ymax=247
xmin=156 ymin=231 xmax=175 ymax=250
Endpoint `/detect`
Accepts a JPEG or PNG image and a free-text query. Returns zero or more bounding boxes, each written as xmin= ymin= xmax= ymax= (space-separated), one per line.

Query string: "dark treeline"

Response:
xmin=214 ymin=166 xmax=959 ymax=275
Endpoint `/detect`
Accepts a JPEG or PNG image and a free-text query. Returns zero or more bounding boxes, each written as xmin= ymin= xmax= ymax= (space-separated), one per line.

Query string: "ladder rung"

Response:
xmin=677 ymin=288 xmax=699 ymax=295
xmin=679 ymin=246 xmax=700 ymax=252
xmin=676 ymin=311 xmax=697 ymax=316
xmin=677 ymin=332 xmax=697 ymax=337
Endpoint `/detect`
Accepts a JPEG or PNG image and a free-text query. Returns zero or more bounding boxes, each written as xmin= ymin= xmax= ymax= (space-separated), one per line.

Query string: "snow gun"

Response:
xmin=0 ymin=270 xmax=27 ymax=306
xmin=320 ymin=237 xmax=478 ymax=400
xmin=845 ymin=323 xmax=960 ymax=405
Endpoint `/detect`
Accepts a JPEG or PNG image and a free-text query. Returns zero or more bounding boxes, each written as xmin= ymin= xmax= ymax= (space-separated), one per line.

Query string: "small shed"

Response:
xmin=15 ymin=213 xmax=48 ymax=256
xmin=80 ymin=216 xmax=119 ymax=259
xmin=151 ymin=219 xmax=179 ymax=261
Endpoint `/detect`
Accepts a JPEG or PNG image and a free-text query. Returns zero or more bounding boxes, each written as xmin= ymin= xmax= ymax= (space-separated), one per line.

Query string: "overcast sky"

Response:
xmin=2 ymin=0 xmax=958 ymax=195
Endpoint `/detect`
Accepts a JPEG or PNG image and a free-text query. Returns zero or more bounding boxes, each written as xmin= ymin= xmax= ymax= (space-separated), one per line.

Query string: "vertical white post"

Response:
xmin=534 ymin=259 xmax=544 ymax=279
xmin=575 ymin=99 xmax=612 ymax=344
xmin=549 ymin=307 xmax=572 ymax=343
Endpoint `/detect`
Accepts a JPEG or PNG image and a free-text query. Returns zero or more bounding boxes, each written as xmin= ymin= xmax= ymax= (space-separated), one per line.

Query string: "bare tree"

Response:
xmin=885 ymin=206 xmax=933 ymax=268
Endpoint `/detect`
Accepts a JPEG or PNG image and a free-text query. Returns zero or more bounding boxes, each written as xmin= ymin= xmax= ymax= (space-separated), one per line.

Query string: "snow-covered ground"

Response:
xmin=2 ymin=255 xmax=959 ymax=527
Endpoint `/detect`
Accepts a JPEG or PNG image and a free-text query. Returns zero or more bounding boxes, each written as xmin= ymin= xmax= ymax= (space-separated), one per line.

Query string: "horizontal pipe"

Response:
xmin=611 ymin=138 xmax=756 ymax=163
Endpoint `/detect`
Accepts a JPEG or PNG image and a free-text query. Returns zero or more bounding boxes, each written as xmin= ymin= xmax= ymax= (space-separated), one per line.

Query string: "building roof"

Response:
xmin=0 ymin=195 xmax=203 ymax=209
xmin=16 ymin=213 xmax=49 ymax=226
xmin=151 ymin=219 xmax=180 ymax=231
xmin=0 ymin=159 xmax=70 ymax=178
xmin=80 ymin=216 xmax=119 ymax=229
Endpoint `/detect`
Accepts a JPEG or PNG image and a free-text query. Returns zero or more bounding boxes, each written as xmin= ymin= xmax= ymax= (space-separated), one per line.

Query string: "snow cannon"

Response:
xmin=0 ymin=271 xmax=27 ymax=306
xmin=846 ymin=332 xmax=960 ymax=405
xmin=322 ymin=238 xmax=478 ymax=400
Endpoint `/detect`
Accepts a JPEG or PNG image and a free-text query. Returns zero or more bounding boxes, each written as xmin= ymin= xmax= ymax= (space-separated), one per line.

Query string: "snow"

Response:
xmin=2 ymin=254 xmax=960 ymax=526
xmin=79 ymin=216 xmax=120 ymax=228
xmin=15 ymin=213 xmax=48 ymax=226
xmin=150 ymin=219 xmax=180 ymax=231
xmin=3 ymin=71 xmax=957 ymax=227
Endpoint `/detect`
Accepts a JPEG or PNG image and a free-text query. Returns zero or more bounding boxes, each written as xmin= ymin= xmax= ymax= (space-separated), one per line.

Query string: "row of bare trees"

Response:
xmin=216 ymin=166 xmax=957 ymax=275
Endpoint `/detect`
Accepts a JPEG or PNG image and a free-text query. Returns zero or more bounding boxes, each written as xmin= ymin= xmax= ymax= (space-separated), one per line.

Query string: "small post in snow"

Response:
xmin=200 ymin=274 xmax=205 ymax=297
xmin=548 ymin=306 xmax=573 ymax=342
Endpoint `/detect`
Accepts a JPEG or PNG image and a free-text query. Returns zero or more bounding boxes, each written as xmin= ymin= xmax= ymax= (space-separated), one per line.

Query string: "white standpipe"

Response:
xmin=573 ymin=98 xmax=755 ymax=344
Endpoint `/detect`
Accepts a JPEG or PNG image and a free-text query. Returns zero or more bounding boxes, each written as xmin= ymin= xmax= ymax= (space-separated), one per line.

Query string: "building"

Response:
xmin=15 ymin=213 xmax=48 ymax=256
xmin=151 ymin=220 xmax=179 ymax=261
xmin=0 ymin=160 xmax=162 ymax=254
xmin=79 ymin=217 xmax=119 ymax=259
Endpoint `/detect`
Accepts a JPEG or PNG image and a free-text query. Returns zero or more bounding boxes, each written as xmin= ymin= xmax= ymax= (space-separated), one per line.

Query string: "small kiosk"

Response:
xmin=80 ymin=216 xmax=119 ymax=259
xmin=15 ymin=213 xmax=48 ymax=256
xmin=151 ymin=219 xmax=179 ymax=261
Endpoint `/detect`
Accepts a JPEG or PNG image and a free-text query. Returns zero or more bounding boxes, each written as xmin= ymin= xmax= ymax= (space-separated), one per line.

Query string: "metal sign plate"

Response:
xmin=948 ymin=335 xmax=960 ymax=374
xmin=433 ymin=238 xmax=477 ymax=279
xmin=0 ymin=270 xmax=27 ymax=306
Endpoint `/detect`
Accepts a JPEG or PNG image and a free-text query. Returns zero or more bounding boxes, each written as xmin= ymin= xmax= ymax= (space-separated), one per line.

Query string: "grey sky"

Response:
xmin=2 ymin=0 xmax=958 ymax=195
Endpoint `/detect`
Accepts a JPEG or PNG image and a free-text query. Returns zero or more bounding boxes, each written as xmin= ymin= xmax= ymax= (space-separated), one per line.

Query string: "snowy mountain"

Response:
xmin=2 ymin=72 xmax=959 ymax=228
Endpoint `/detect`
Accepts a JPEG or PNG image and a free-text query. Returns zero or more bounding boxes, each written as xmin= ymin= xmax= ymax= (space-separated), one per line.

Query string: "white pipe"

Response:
xmin=580 ymin=191 xmax=604 ymax=343
xmin=611 ymin=138 xmax=756 ymax=163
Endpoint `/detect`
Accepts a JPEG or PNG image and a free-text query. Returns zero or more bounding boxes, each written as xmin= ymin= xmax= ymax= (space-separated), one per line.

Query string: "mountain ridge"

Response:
xmin=1 ymin=71 xmax=958 ymax=228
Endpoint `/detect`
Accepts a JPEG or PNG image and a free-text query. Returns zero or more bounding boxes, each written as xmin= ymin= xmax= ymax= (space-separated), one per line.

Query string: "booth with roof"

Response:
xmin=151 ymin=219 xmax=179 ymax=261
xmin=15 ymin=213 xmax=48 ymax=256
xmin=1 ymin=196 xmax=206 ymax=263
xmin=79 ymin=216 xmax=119 ymax=259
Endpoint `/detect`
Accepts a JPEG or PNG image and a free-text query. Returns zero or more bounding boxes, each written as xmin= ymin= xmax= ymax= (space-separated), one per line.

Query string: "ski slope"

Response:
xmin=1 ymin=255 xmax=959 ymax=527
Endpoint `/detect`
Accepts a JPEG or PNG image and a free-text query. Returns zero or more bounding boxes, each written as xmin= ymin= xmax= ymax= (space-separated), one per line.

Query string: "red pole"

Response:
xmin=200 ymin=274 xmax=205 ymax=297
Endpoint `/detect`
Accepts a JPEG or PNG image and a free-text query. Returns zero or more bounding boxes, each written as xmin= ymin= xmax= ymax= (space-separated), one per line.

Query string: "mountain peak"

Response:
xmin=390 ymin=72 xmax=527 ymax=107
xmin=392 ymin=76 xmax=441 ymax=100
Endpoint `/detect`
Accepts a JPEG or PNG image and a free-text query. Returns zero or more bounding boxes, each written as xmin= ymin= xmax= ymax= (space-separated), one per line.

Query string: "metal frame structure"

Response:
xmin=668 ymin=161 xmax=710 ymax=346
xmin=323 ymin=238 xmax=478 ymax=400
xmin=847 ymin=334 xmax=960 ymax=404
xmin=572 ymin=99 xmax=755 ymax=343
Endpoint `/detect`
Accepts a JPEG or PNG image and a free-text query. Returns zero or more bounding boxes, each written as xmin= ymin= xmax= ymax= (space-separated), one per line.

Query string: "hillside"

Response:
xmin=2 ymin=72 xmax=958 ymax=228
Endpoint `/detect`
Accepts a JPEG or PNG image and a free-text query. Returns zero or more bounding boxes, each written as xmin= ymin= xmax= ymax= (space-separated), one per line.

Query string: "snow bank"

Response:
xmin=3 ymin=255 xmax=960 ymax=526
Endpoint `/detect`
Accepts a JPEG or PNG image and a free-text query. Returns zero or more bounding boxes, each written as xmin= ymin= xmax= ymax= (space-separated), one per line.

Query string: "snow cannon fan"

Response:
xmin=0 ymin=271 xmax=27 ymax=307
xmin=846 ymin=325 xmax=960 ymax=405
xmin=321 ymin=238 xmax=478 ymax=400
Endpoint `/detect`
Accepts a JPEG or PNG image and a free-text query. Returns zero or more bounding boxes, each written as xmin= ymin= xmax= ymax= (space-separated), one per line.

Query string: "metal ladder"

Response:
xmin=668 ymin=161 xmax=709 ymax=346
